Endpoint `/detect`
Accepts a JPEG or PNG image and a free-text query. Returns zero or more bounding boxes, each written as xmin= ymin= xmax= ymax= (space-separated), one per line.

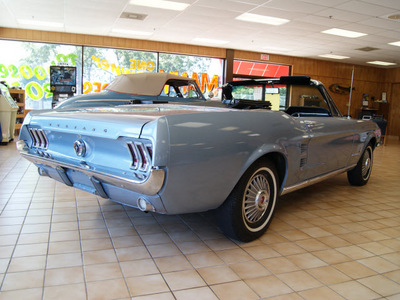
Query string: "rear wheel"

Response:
xmin=217 ymin=159 xmax=278 ymax=242
xmin=347 ymin=144 xmax=373 ymax=186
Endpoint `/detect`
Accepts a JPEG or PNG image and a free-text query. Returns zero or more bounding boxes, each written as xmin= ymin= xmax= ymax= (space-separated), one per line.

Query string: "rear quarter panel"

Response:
xmin=146 ymin=110 xmax=308 ymax=214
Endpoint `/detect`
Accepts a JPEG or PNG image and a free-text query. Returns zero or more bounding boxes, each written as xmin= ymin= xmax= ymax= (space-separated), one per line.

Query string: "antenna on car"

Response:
xmin=347 ymin=66 xmax=355 ymax=119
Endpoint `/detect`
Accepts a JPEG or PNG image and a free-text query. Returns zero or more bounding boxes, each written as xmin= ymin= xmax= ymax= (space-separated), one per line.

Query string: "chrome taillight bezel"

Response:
xmin=127 ymin=140 xmax=153 ymax=172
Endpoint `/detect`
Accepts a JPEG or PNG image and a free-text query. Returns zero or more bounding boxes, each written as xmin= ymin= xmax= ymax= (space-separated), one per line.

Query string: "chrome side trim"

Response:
xmin=281 ymin=165 xmax=356 ymax=196
xmin=18 ymin=145 xmax=165 ymax=196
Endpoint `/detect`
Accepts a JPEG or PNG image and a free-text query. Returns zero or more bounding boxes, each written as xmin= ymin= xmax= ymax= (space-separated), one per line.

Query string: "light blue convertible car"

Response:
xmin=17 ymin=75 xmax=381 ymax=242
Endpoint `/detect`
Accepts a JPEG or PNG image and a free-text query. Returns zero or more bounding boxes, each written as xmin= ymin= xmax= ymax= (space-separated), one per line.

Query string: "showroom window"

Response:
xmin=159 ymin=53 xmax=223 ymax=98
xmin=82 ymin=46 xmax=157 ymax=94
xmin=0 ymin=40 xmax=82 ymax=109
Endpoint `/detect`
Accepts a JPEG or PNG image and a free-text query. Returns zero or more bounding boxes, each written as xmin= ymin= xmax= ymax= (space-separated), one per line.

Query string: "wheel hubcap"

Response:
xmin=361 ymin=149 xmax=372 ymax=179
xmin=244 ymin=173 xmax=270 ymax=224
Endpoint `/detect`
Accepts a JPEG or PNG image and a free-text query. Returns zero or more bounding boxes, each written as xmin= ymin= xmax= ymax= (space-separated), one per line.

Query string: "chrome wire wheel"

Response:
xmin=361 ymin=146 xmax=372 ymax=180
xmin=243 ymin=173 xmax=270 ymax=224
xmin=241 ymin=167 xmax=277 ymax=233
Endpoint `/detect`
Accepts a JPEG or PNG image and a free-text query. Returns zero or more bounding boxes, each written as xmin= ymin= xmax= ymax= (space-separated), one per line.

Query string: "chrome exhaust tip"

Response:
xmin=137 ymin=197 xmax=155 ymax=212
xmin=38 ymin=167 xmax=49 ymax=177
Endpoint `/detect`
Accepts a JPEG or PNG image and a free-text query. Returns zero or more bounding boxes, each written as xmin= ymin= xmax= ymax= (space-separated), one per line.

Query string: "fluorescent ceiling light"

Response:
xmin=319 ymin=54 xmax=350 ymax=60
xmin=18 ymin=19 xmax=64 ymax=28
xmin=236 ymin=13 xmax=289 ymax=26
xmin=193 ymin=38 xmax=229 ymax=45
xmin=322 ymin=28 xmax=367 ymax=38
xmin=367 ymin=61 xmax=396 ymax=66
xmin=111 ymin=28 xmax=153 ymax=36
xmin=388 ymin=41 xmax=400 ymax=47
xmin=129 ymin=0 xmax=189 ymax=11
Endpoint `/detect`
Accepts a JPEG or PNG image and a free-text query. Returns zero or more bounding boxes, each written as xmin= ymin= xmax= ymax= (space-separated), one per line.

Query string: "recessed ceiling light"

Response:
xmin=388 ymin=41 xmax=400 ymax=47
xmin=193 ymin=38 xmax=229 ymax=45
xmin=367 ymin=61 xmax=397 ymax=66
xmin=129 ymin=0 xmax=189 ymax=11
xmin=17 ymin=19 xmax=64 ymax=28
xmin=319 ymin=54 xmax=350 ymax=60
xmin=322 ymin=28 xmax=367 ymax=38
xmin=111 ymin=28 xmax=153 ymax=36
xmin=236 ymin=13 xmax=290 ymax=26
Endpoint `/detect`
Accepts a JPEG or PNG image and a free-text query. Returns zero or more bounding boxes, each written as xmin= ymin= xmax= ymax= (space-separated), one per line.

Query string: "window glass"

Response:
xmin=82 ymin=47 xmax=157 ymax=95
xmin=0 ymin=40 xmax=82 ymax=109
xmin=159 ymin=53 xmax=223 ymax=99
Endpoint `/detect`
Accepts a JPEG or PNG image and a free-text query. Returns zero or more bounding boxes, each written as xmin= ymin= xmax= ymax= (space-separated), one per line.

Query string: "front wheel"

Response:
xmin=347 ymin=144 xmax=373 ymax=186
xmin=217 ymin=159 xmax=278 ymax=242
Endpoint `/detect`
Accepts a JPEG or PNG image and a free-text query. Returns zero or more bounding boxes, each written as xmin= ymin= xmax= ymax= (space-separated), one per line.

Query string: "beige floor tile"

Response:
xmin=306 ymin=266 xmax=351 ymax=285
xmin=46 ymin=252 xmax=82 ymax=269
xmin=17 ymin=232 xmax=49 ymax=245
xmin=82 ymin=248 xmax=118 ymax=265
xmin=112 ymin=235 xmax=144 ymax=248
xmin=174 ymin=286 xmax=218 ymax=300
xmin=203 ymin=238 xmax=239 ymax=251
xmin=359 ymin=274 xmax=400 ymax=296
xmin=198 ymin=265 xmax=240 ymax=285
xmin=330 ymin=281 xmax=380 ymax=300
xmin=7 ymin=255 xmax=46 ymax=272
xmin=312 ymin=249 xmax=351 ymax=265
xmin=300 ymin=227 xmax=333 ymax=238
xmin=230 ymin=261 xmax=271 ymax=279
xmin=245 ymin=275 xmax=293 ymax=298
xmin=295 ymin=238 xmax=330 ymax=252
xmin=43 ymin=283 xmax=86 ymax=300
xmin=186 ymin=252 xmax=225 ymax=268
xmin=0 ymin=288 xmax=43 ymax=300
xmin=385 ymin=270 xmax=400 ymax=282
xmin=48 ymin=240 xmax=81 ymax=255
xmin=277 ymin=270 xmax=323 ymax=291
xmin=335 ymin=245 xmax=374 ymax=260
xmin=176 ymin=241 xmax=211 ymax=254
xmin=81 ymin=238 xmax=113 ymax=252
xmin=115 ymin=246 xmax=151 ymax=262
xmin=126 ymin=274 xmax=170 ymax=296
xmin=287 ymin=252 xmax=327 ymax=269
xmin=280 ymin=229 xmax=311 ymax=241
xmin=49 ymin=230 xmax=79 ymax=242
xmin=316 ymin=236 xmax=351 ymax=248
xmin=133 ymin=292 xmax=175 ymax=300
xmin=2 ymin=270 xmax=45 ymax=291
xmin=244 ymin=245 xmax=281 ymax=260
xmin=87 ymin=278 xmax=130 ymax=300
xmin=260 ymin=256 xmax=300 ymax=274
xmin=163 ymin=269 xmax=206 ymax=291
xmin=84 ymin=262 xmax=123 ymax=282
xmin=211 ymin=280 xmax=259 ymax=300
xmin=298 ymin=286 xmax=345 ymax=300
xmin=154 ymin=255 xmax=193 ymax=273
xmin=44 ymin=266 xmax=84 ymax=286
xmin=216 ymin=248 xmax=253 ymax=264
xmin=269 ymin=242 xmax=307 ymax=256
xmin=358 ymin=256 xmax=399 ymax=273
xmin=120 ymin=259 xmax=159 ymax=277
xmin=147 ymin=243 xmax=181 ymax=258
xmin=140 ymin=232 xmax=173 ymax=245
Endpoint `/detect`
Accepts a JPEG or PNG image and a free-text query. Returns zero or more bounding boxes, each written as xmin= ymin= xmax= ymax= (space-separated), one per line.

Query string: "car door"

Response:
xmin=288 ymin=84 xmax=355 ymax=179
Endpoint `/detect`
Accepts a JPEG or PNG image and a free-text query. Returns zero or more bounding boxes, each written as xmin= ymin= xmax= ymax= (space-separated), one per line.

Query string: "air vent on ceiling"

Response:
xmin=356 ymin=47 xmax=380 ymax=52
xmin=120 ymin=12 xmax=147 ymax=21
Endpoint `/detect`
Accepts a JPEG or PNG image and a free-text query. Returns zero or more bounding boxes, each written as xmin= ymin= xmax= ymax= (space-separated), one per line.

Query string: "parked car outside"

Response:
xmin=17 ymin=75 xmax=381 ymax=242
xmin=55 ymin=73 xmax=206 ymax=109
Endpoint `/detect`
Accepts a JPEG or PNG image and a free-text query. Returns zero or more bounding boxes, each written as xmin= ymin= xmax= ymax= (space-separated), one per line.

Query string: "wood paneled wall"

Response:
xmin=1 ymin=27 xmax=399 ymax=137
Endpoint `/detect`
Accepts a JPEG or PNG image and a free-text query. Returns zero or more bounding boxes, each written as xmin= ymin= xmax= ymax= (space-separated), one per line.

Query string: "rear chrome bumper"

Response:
xmin=17 ymin=140 xmax=165 ymax=196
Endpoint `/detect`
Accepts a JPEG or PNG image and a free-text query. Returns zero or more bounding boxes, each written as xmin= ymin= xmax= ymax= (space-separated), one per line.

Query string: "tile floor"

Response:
xmin=0 ymin=139 xmax=399 ymax=300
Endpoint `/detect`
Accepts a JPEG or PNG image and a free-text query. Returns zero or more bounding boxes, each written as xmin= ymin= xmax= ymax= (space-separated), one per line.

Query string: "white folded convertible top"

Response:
xmin=105 ymin=73 xmax=196 ymax=96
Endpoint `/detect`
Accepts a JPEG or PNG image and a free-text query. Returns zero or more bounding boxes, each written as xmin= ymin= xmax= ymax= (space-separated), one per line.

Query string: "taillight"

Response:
xmin=127 ymin=141 xmax=153 ymax=172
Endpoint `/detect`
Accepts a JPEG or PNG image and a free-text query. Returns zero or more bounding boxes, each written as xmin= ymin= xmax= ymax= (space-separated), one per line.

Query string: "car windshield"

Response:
xmin=160 ymin=81 xmax=203 ymax=100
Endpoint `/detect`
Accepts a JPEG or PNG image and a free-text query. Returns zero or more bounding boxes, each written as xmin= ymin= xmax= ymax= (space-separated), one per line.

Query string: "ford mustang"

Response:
xmin=17 ymin=75 xmax=381 ymax=242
